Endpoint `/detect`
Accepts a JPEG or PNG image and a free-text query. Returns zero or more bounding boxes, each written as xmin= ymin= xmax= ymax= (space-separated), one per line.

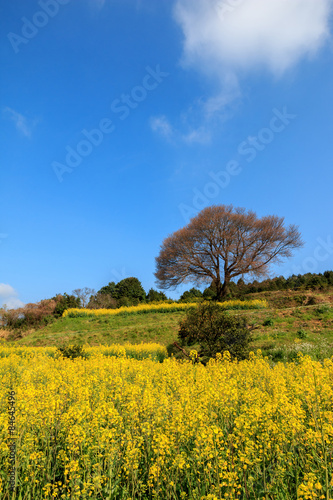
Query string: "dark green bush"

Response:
xmin=178 ymin=302 xmax=252 ymax=361
xmin=297 ymin=329 xmax=307 ymax=339
xmin=57 ymin=344 xmax=88 ymax=360
xmin=263 ymin=318 xmax=274 ymax=327
xmin=294 ymin=295 xmax=307 ymax=306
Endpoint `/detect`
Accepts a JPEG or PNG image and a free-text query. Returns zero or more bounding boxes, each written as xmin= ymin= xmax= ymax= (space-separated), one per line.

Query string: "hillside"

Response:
xmin=2 ymin=288 xmax=332 ymax=363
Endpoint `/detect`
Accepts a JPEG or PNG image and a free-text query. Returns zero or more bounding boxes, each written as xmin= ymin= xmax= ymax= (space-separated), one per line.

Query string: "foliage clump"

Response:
xmin=1 ymin=293 xmax=81 ymax=333
xmin=179 ymin=288 xmax=203 ymax=303
xmin=146 ymin=288 xmax=168 ymax=302
xmin=89 ymin=277 xmax=146 ymax=308
xmin=52 ymin=293 xmax=81 ymax=318
xmin=56 ymin=344 xmax=88 ymax=360
xmin=177 ymin=301 xmax=252 ymax=363
xmin=297 ymin=329 xmax=308 ymax=339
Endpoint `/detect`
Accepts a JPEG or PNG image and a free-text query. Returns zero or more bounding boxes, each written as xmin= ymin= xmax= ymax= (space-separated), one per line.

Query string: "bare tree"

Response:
xmin=72 ymin=288 xmax=95 ymax=308
xmin=155 ymin=205 xmax=304 ymax=300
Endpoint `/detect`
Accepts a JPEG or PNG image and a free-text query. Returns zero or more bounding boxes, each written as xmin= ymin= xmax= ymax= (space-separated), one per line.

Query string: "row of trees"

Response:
xmin=178 ymin=271 xmax=333 ymax=302
xmin=0 ymin=293 xmax=80 ymax=333
xmin=71 ymin=268 xmax=333 ymax=312
xmin=0 ymin=279 xmax=169 ymax=331
xmin=86 ymin=278 xmax=168 ymax=309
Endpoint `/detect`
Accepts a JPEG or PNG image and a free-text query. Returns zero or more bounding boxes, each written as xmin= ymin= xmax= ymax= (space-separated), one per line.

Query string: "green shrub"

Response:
xmin=297 ymin=329 xmax=307 ymax=339
xmin=178 ymin=302 xmax=252 ymax=362
xmin=263 ymin=318 xmax=274 ymax=327
xmin=270 ymin=348 xmax=285 ymax=362
xmin=294 ymin=295 xmax=307 ymax=306
xmin=57 ymin=344 xmax=88 ymax=360
xmin=315 ymin=305 xmax=331 ymax=315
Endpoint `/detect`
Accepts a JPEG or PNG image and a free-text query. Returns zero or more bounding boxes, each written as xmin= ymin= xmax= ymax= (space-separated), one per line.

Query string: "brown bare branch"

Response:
xmin=155 ymin=204 xmax=304 ymax=300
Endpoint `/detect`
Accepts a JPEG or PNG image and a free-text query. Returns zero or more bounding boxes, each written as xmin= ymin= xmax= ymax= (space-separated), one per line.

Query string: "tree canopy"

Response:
xmin=155 ymin=204 xmax=304 ymax=300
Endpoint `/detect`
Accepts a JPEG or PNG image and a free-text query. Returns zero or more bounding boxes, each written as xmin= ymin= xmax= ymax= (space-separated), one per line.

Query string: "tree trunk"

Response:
xmin=216 ymin=278 xmax=230 ymax=300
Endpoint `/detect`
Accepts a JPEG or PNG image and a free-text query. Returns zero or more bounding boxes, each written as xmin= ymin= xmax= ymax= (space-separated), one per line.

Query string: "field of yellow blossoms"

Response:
xmin=1 ymin=343 xmax=333 ymax=499
xmin=62 ymin=299 xmax=268 ymax=318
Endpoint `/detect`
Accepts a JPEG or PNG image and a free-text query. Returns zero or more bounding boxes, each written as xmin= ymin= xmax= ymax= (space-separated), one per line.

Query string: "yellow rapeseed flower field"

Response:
xmin=62 ymin=299 xmax=268 ymax=318
xmin=1 ymin=345 xmax=333 ymax=499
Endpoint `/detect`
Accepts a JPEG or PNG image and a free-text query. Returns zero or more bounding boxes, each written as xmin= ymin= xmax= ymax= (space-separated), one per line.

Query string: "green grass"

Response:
xmin=10 ymin=311 xmax=186 ymax=347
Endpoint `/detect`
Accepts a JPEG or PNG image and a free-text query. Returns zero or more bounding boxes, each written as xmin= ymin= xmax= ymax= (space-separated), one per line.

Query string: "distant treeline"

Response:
xmin=199 ymin=270 xmax=333 ymax=301
xmin=1 ymin=272 xmax=332 ymax=334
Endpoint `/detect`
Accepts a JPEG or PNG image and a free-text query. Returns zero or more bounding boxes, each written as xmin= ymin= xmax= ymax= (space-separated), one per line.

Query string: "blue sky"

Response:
xmin=1 ymin=0 xmax=333 ymax=308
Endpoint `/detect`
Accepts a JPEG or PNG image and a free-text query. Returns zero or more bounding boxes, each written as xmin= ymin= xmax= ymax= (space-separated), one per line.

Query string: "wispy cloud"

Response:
xmin=150 ymin=114 xmax=211 ymax=145
xmin=182 ymin=127 xmax=211 ymax=145
xmin=3 ymin=107 xmax=37 ymax=138
xmin=150 ymin=115 xmax=174 ymax=140
xmin=0 ymin=283 xmax=24 ymax=309
xmin=150 ymin=88 xmax=240 ymax=145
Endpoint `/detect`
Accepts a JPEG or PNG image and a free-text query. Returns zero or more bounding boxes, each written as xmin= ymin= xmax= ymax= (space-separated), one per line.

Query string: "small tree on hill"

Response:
xmin=87 ymin=293 xmax=118 ymax=309
xmin=146 ymin=288 xmax=168 ymax=302
xmin=72 ymin=288 xmax=95 ymax=308
xmin=95 ymin=277 xmax=146 ymax=306
xmin=98 ymin=281 xmax=117 ymax=297
xmin=113 ymin=277 xmax=146 ymax=304
xmin=179 ymin=288 xmax=203 ymax=302
xmin=53 ymin=293 xmax=81 ymax=318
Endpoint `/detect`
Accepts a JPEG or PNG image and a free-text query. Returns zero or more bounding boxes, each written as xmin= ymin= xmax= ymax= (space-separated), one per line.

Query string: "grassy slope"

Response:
xmin=12 ymin=311 xmax=186 ymax=347
xmin=5 ymin=288 xmax=333 ymax=360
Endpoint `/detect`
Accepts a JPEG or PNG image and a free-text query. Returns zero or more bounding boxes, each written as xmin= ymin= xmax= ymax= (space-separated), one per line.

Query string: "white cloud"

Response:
xmin=159 ymin=0 xmax=332 ymax=144
xmin=150 ymin=115 xmax=174 ymax=140
xmin=3 ymin=107 xmax=37 ymax=138
xmin=174 ymin=0 xmax=332 ymax=77
xmin=4 ymin=297 xmax=25 ymax=310
xmin=0 ymin=284 xmax=17 ymax=299
xmin=182 ymin=127 xmax=211 ymax=145
xmin=150 ymin=114 xmax=212 ymax=144
xmin=0 ymin=283 xmax=24 ymax=310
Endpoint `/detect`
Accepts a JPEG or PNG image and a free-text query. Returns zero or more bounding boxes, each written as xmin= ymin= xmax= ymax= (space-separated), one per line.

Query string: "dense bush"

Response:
xmin=297 ymin=329 xmax=307 ymax=339
xmin=57 ymin=344 xmax=88 ymax=360
xmin=178 ymin=301 xmax=252 ymax=362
